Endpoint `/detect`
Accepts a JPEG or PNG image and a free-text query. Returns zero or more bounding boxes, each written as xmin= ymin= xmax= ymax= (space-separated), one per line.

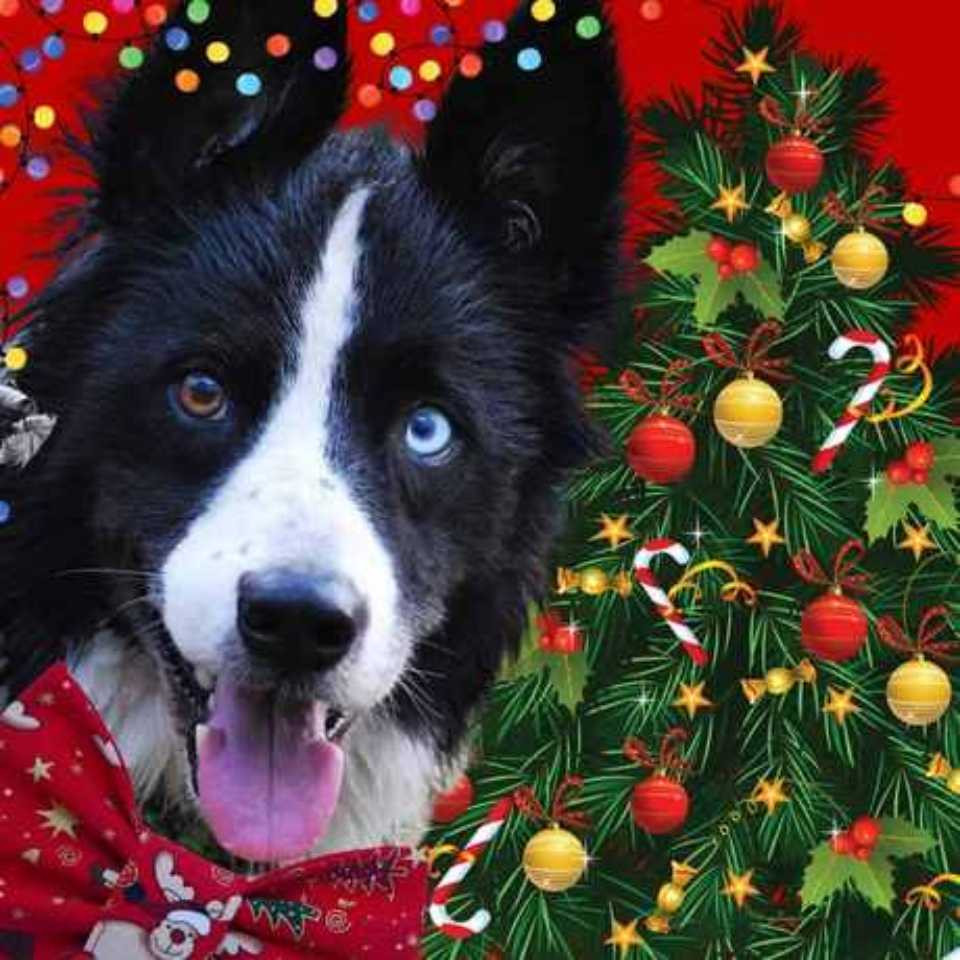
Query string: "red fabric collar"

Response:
xmin=0 ymin=664 xmax=426 ymax=959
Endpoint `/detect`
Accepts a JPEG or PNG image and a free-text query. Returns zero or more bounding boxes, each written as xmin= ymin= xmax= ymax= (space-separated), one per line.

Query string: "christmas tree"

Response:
xmin=422 ymin=4 xmax=960 ymax=958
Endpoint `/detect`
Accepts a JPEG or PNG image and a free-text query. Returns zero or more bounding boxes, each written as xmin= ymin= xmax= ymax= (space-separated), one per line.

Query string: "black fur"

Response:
xmin=0 ymin=0 xmax=627 ymax=774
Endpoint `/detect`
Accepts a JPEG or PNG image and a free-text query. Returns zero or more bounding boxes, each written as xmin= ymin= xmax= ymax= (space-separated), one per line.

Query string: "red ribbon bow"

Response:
xmin=512 ymin=775 xmax=590 ymax=831
xmin=876 ymin=606 xmax=959 ymax=665
xmin=623 ymin=727 xmax=691 ymax=778
xmin=619 ymin=359 xmax=698 ymax=411
xmin=791 ymin=539 xmax=870 ymax=595
xmin=0 ymin=665 xmax=427 ymax=959
xmin=702 ymin=320 xmax=793 ymax=383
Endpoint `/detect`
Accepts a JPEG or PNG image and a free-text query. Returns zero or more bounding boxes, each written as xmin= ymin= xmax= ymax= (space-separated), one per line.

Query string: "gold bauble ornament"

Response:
xmin=947 ymin=770 xmax=960 ymax=795
xmin=886 ymin=656 xmax=952 ymax=726
xmin=765 ymin=667 xmax=796 ymax=696
xmin=830 ymin=228 xmax=890 ymax=290
xmin=656 ymin=881 xmax=686 ymax=914
xmin=782 ymin=212 xmax=812 ymax=243
xmin=579 ymin=566 xmax=610 ymax=596
xmin=522 ymin=824 xmax=588 ymax=892
xmin=713 ymin=374 xmax=783 ymax=448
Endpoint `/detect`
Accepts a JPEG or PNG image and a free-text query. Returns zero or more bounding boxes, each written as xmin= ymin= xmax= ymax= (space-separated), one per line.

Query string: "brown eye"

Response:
xmin=176 ymin=372 xmax=228 ymax=420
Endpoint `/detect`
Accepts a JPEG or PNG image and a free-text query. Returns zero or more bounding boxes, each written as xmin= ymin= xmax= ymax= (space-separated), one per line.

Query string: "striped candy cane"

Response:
xmin=430 ymin=796 xmax=513 ymax=939
xmin=633 ymin=538 xmax=709 ymax=667
xmin=812 ymin=330 xmax=892 ymax=474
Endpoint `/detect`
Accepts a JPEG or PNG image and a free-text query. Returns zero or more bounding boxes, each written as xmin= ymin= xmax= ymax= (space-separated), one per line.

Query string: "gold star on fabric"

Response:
xmin=751 ymin=777 xmax=789 ymax=815
xmin=746 ymin=517 xmax=786 ymax=558
xmin=711 ymin=180 xmax=749 ymax=223
xmin=26 ymin=757 xmax=53 ymax=784
xmin=735 ymin=46 xmax=776 ymax=85
xmin=605 ymin=916 xmax=644 ymax=956
xmin=672 ymin=681 xmax=713 ymax=720
xmin=823 ymin=686 xmax=860 ymax=725
xmin=897 ymin=521 xmax=936 ymax=562
xmin=38 ymin=803 xmax=78 ymax=839
xmin=591 ymin=513 xmax=634 ymax=550
xmin=722 ymin=868 xmax=759 ymax=909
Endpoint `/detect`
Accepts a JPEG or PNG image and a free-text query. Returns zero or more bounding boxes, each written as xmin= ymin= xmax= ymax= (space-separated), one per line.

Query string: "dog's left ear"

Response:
xmin=91 ymin=1 xmax=349 ymax=228
xmin=422 ymin=0 xmax=628 ymax=344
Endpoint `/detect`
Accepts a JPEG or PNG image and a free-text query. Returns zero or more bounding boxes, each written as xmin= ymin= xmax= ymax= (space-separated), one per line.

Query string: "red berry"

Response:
xmin=830 ymin=831 xmax=853 ymax=855
xmin=718 ymin=262 xmax=735 ymax=280
xmin=729 ymin=243 xmax=759 ymax=273
xmin=911 ymin=468 xmax=929 ymax=485
xmin=886 ymin=460 xmax=911 ymax=485
xmin=905 ymin=441 xmax=936 ymax=472
xmin=706 ymin=236 xmax=732 ymax=263
xmin=853 ymin=845 xmax=872 ymax=861
xmin=850 ymin=815 xmax=881 ymax=849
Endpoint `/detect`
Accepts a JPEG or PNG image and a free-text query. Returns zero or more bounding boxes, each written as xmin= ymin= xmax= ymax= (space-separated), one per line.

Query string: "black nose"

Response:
xmin=237 ymin=569 xmax=366 ymax=672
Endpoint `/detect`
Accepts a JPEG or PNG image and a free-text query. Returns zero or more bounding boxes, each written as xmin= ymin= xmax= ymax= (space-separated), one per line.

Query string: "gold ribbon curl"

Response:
xmin=667 ymin=560 xmax=757 ymax=607
xmin=904 ymin=873 xmax=960 ymax=910
xmin=865 ymin=334 xmax=933 ymax=424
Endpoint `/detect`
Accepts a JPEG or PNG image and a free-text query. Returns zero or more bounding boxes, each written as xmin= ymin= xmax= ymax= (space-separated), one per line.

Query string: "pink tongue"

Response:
xmin=197 ymin=678 xmax=344 ymax=862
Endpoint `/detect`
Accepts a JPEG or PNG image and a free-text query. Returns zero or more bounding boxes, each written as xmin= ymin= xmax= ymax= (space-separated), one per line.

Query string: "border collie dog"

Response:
xmin=0 ymin=0 xmax=626 ymax=862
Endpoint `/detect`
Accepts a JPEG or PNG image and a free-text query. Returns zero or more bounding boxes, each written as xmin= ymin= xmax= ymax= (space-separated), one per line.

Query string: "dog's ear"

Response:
xmin=92 ymin=1 xmax=348 ymax=227
xmin=422 ymin=0 xmax=628 ymax=341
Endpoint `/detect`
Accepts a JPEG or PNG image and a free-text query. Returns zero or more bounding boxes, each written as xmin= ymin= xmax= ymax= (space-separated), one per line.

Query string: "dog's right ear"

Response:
xmin=91 ymin=1 xmax=349 ymax=228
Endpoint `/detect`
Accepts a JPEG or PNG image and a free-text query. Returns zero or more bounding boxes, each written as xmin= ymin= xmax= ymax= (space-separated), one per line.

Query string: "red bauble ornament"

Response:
xmin=729 ymin=243 xmax=759 ymax=273
xmin=765 ymin=134 xmax=825 ymax=194
xmin=800 ymin=591 xmax=868 ymax=662
xmin=850 ymin=815 xmax=881 ymax=849
xmin=905 ymin=441 xmax=936 ymax=471
xmin=630 ymin=774 xmax=690 ymax=834
xmin=432 ymin=773 xmax=474 ymax=823
xmin=626 ymin=414 xmax=696 ymax=485
xmin=886 ymin=460 xmax=911 ymax=486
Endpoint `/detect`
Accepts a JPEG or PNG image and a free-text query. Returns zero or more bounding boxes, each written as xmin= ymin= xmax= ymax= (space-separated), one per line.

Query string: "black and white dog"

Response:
xmin=0 ymin=0 xmax=626 ymax=862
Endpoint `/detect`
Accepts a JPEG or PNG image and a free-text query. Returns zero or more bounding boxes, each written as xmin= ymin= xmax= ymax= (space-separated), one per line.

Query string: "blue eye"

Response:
xmin=404 ymin=406 xmax=454 ymax=461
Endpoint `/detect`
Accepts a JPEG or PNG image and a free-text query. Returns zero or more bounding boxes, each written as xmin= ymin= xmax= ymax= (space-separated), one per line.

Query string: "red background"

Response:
xmin=1 ymin=0 xmax=958 ymax=348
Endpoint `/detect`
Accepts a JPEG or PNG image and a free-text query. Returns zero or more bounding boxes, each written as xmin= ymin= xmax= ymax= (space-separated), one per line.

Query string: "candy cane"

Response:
xmin=633 ymin=538 xmax=709 ymax=666
xmin=812 ymin=330 xmax=891 ymax=475
xmin=430 ymin=796 xmax=513 ymax=939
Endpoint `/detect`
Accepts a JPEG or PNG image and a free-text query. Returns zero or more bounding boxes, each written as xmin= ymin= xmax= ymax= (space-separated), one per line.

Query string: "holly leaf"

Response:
xmin=865 ymin=438 xmax=960 ymax=542
xmin=872 ymin=817 xmax=937 ymax=862
xmin=544 ymin=650 xmax=589 ymax=711
xmin=865 ymin=482 xmax=915 ymax=543
xmin=646 ymin=230 xmax=715 ymax=277
xmin=740 ymin=260 xmax=785 ymax=320
xmin=501 ymin=607 xmax=588 ymax=711
xmin=846 ymin=857 xmax=896 ymax=913
xmin=801 ymin=818 xmax=936 ymax=913
xmin=800 ymin=844 xmax=859 ymax=908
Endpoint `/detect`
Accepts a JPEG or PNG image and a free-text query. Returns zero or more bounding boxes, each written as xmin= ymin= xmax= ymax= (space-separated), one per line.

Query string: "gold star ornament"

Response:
xmin=605 ymin=916 xmax=645 ymax=956
xmin=823 ymin=686 xmax=860 ymax=725
xmin=897 ymin=521 xmax=936 ymax=562
xmin=711 ymin=179 xmax=750 ymax=223
xmin=672 ymin=681 xmax=713 ymax=720
xmin=591 ymin=513 xmax=634 ymax=550
xmin=26 ymin=757 xmax=54 ymax=784
xmin=751 ymin=777 xmax=789 ymax=815
xmin=38 ymin=803 xmax=79 ymax=839
xmin=722 ymin=868 xmax=760 ymax=909
xmin=746 ymin=517 xmax=786 ymax=558
xmin=735 ymin=45 xmax=776 ymax=85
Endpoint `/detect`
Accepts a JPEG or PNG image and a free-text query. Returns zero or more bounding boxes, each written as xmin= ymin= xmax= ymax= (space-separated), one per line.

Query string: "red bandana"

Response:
xmin=0 ymin=664 xmax=427 ymax=959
